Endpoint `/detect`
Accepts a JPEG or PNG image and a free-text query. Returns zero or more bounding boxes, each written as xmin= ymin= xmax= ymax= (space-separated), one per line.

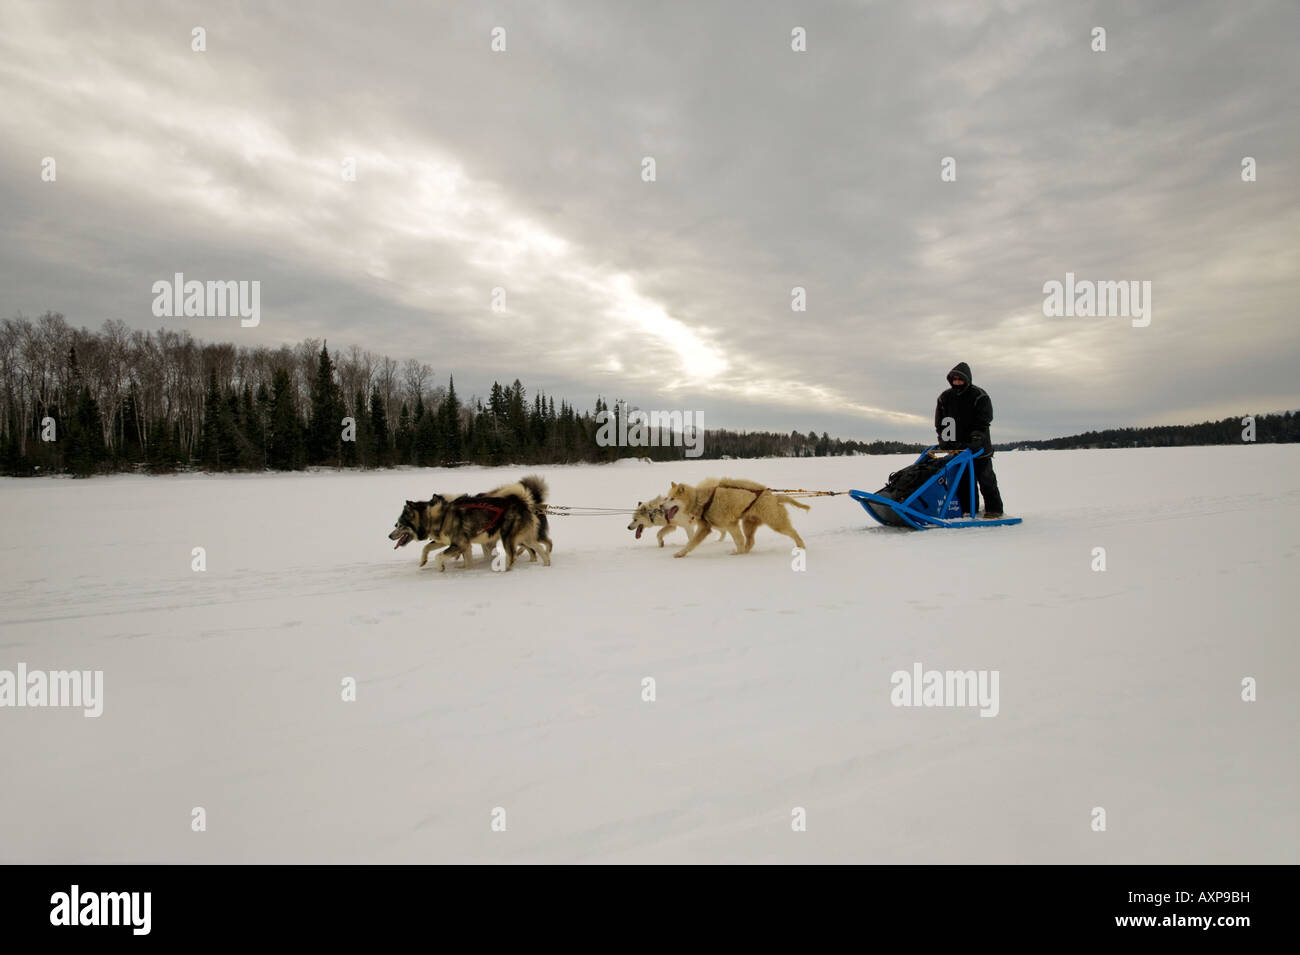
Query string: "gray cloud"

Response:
xmin=1 ymin=0 xmax=1296 ymax=441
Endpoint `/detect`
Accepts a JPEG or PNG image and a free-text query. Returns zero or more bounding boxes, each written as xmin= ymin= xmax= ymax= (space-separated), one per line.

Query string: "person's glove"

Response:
xmin=968 ymin=431 xmax=988 ymax=454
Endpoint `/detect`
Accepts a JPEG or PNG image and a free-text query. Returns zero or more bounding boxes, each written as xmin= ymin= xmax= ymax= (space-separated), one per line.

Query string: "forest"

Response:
xmin=0 ymin=313 xmax=900 ymax=476
xmin=2 ymin=314 xmax=1293 ymax=477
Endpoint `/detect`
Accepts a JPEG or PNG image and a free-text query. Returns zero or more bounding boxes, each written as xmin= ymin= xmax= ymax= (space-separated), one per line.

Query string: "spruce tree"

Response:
xmin=369 ymin=388 xmax=390 ymax=467
xmin=198 ymin=368 xmax=228 ymax=470
xmin=268 ymin=367 xmax=304 ymax=470
xmin=440 ymin=376 xmax=462 ymax=464
xmin=308 ymin=342 xmax=341 ymax=466
xmin=61 ymin=347 xmax=105 ymax=476
xmin=67 ymin=384 xmax=106 ymax=476
xmin=414 ymin=394 xmax=438 ymax=466
xmin=223 ymin=390 xmax=242 ymax=466
xmin=396 ymin=402 xmax=412 ymax=465
xmin=241 ymin=384 xmax=264 ymax=469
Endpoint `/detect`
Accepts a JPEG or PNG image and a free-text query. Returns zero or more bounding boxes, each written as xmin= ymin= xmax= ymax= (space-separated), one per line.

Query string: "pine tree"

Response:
xmin=530 ymin=391 xmax=546 ymax=453
xmin=114 ymin=387 xmax=143 ymax=465
xmin=222 ymin=390 xmax=242 ymax=466
xmin=308 ymin=342 xmax=342 ymax=466
xmin=254 ymin=383 xmax=271 ymax=469
xmin=268 ymin=367 xmax=304 ymax=470
xmin=439 ymin=376 xmax=462 ymax=464
xmin=67 ymin=384 xmax=107 ymax=476
xmin=414 ymin=394 xmax=438 ymax=466
xmin=506 ymin=379 xmax=527 ymax=451
xmin=145 ymin=415 xmax=180 ymax=473
xmin=240 ymin=384 xmax=264 ymax=469
xmin=369 ymin=388 xmax=390 ymax=467
xmin=396 ymin=402 xmax=412 ymax=465
xmin=63 ymin=346 xmax=106 ymax=476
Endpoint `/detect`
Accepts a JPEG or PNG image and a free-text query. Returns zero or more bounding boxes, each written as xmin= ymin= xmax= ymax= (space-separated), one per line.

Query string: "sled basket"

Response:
xmin=849 ymin=447 xmax=1022 ymax=529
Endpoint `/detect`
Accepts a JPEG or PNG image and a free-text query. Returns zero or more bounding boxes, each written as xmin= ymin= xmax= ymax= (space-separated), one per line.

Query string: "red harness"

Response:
xmin=453 ymin=498 xmax=508 ymax=534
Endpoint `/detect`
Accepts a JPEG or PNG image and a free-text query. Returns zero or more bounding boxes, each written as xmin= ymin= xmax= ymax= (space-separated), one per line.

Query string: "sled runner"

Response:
xmin=849 ymin=448 xmax=1022 ymax=529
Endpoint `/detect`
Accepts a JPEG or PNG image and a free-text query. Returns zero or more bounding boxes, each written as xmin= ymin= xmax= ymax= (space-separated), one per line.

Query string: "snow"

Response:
xmin=1 ymin=446 xmax=1297 ymax=863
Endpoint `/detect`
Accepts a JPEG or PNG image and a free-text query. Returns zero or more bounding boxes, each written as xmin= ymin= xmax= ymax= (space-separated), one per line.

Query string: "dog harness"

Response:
xmin=453 ymin=498 xmax=509 ymax=534
xmin=431 ymin=496 xmax=510 ymax=542
xmin=694 ymin=485 xmax=768 ymax=523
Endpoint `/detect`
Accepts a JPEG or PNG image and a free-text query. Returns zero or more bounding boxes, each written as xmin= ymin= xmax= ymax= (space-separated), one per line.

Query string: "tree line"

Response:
xmin=2 ymin=314 xmax=1292 ymax=477
xmin=1000 ymin=413 xmax=1299 ymax=451
xmin=0 ymin=314 xmax=896 ymax=476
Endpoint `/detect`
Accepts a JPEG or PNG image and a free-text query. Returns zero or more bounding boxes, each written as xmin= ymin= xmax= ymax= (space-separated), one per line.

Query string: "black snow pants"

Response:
xmin=974 ymin=457 xmax=1003 ymax=514
xmin=958 ymin=456 xmax=1004 ymax=515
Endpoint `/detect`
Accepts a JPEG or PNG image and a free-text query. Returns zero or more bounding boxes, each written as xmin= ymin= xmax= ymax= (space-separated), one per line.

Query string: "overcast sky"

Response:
xmin=2 ymin=0 xmax=1297 ymax=441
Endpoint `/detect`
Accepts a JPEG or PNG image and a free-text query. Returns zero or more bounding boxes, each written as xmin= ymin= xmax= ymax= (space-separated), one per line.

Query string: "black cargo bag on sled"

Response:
xmin=876 ymin=454 xmax=949 ymax=503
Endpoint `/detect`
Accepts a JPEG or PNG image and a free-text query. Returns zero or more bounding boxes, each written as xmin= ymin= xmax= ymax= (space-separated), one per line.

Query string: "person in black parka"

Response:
xmin=934 ymin=361 xmax=1005 ymax=517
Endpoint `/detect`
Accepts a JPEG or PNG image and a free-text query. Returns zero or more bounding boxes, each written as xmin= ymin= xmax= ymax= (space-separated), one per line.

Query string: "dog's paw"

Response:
xmin=673 ymin=551 xmax=687 ymax=558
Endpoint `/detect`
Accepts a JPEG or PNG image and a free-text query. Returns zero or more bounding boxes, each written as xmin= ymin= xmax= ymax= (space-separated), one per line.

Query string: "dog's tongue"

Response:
xmin=393 ymin=539 xmax=402 ymax=550
xmin=665 ymin=505 xmax=678 ymax=521
xmin=635 ymin=526 xmax=643 ymax=539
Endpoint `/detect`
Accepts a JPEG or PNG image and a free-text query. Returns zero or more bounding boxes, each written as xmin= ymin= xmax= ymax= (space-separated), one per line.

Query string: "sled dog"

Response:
xmin=388 ymin=475 xmax=552 ymax=572
xmin=627 ymin=495 xmax=725 ymax=547
xmin=666 ymin=477 xmax=809 ymax=558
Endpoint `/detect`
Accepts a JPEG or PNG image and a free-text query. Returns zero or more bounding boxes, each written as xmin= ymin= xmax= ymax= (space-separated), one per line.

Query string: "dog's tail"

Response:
xmin=775 ymin=494 xmax=812 ymax=511
xmin=520 ymin=475 xmax=552 ymax=551
xmin=520 ymin=474 xmax=548 ymax=506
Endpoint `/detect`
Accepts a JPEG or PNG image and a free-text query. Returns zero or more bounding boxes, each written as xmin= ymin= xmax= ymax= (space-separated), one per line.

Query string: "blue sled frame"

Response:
xmin=849 ymin=447 xmax=1023 ymax=529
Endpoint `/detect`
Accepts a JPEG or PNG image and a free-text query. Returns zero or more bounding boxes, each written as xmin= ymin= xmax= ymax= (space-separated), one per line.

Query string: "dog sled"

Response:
xmin=849 ymin=447 xmax=1022 ymax=529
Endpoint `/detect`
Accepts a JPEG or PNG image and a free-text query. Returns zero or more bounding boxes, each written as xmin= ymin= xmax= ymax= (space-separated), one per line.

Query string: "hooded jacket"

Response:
xmin=934 ymin=361 xmax=994 ymax=456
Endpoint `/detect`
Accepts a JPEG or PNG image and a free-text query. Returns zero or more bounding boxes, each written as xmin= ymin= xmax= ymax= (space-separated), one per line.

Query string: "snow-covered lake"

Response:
xmin=1 ymin=446 xmax=1296 ymax=862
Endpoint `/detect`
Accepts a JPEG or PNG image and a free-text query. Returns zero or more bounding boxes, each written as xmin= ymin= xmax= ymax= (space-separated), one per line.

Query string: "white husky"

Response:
xmin=627 ymin=494 xmax=725 ymax=547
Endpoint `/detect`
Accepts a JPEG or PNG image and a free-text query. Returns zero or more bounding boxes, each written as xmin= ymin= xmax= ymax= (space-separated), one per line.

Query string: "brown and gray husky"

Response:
xmin=388 ymin=475 xmax=552 ymax=572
